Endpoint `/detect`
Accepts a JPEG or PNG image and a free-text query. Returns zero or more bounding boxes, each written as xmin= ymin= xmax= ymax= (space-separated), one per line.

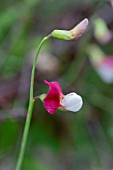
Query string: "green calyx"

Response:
xmin=39 ymin=94 xmax=46 ymax=102
xmin=51 ymin=29 xmax=74 ymax=40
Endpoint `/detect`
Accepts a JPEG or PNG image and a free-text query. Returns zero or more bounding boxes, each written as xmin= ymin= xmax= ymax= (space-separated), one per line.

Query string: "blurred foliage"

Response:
xmin=0 ymin=0 xmax=113 ymax=169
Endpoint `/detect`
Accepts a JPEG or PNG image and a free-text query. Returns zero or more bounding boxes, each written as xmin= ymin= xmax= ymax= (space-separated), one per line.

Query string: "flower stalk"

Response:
xmin=15 ymin=35 xmax=50 ymax=170
xmin=15 ymin=18 xmax=88 ymax=170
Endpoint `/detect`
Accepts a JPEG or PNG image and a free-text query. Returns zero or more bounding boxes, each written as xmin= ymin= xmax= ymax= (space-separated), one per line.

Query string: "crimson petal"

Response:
xmin=44 ymin=80 xmax=63 ymax=114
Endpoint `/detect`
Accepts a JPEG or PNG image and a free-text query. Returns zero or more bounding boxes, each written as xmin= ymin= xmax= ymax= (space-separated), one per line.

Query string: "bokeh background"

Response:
xmin=1 ymin=0 xmax=113 ymax=169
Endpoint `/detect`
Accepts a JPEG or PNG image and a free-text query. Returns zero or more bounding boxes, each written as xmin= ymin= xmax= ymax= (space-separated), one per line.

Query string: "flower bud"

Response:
xmin=51 ymin=18 xmax=89 ymax=40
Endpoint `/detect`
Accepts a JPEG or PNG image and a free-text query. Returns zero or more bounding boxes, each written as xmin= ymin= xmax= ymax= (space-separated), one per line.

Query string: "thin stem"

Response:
xmin=15 ymin=35 xmax=50 ymax=170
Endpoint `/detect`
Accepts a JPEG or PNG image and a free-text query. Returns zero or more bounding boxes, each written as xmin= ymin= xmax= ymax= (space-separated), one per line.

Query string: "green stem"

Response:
xmin=15 ymin=35 xmax=50 ymax=170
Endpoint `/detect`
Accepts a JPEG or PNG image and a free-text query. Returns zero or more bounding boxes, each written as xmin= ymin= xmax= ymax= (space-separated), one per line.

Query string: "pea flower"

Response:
xmin=96 ymin=57 xmax=113 ymax=83
xmin=87 ymin=45 xmax=113 ymax=83
xmin=41 ymin=80 xmax=83 ymax=114
xmin=94 ymin=18 xmax=112 ymax=44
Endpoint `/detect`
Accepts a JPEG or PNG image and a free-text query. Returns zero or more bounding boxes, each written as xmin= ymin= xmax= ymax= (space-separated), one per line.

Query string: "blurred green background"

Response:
xmin=1 ymin=0 xmax=113 ymax=169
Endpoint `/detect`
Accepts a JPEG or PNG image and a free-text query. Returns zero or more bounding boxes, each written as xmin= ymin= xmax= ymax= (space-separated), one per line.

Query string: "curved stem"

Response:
xmin=15 ymin=35 xmax=50 ymax=170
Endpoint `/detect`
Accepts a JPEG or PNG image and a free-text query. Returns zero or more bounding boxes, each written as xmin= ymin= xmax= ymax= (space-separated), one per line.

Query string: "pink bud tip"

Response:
xmin=72 ymin=18 xmax=89 ymax=40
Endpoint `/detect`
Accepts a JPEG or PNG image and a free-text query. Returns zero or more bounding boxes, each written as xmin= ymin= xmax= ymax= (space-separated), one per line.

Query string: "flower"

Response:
xmin=51 ymin=18 xmax=89 ymax=40
xmin=96 ymin=56 xmax=113 ymax=83
xmin=87 ymin=45 xmax=113 ymax=83
xmin=43 ymin=80 xmax=83 ymax=114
